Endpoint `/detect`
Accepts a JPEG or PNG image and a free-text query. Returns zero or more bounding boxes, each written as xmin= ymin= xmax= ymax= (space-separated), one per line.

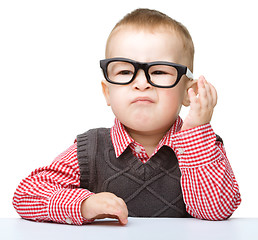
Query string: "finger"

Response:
xmin=197 ymin=77 xmax=209 ymax=108
xmin=116 ymin=197 xmax=128 ymax=225
xmin=197 ymin=76 xmax=206 ymax=96
xmin=198 ymin=76 xmax=215 ymax=109
xmin=188 ymin=88 xmax=199 ymax=107
xmin=209 ymin=82 xmax=218 ymax=107
xmin=93 ymin=214 xmax=118 ymax=220
xmin=202 ymin=76 xmax=211 ymax=96
xmin=189 ymin=87 xmax=202 ymax=113
xmin=93 ymin=213 xmax=128 ymax=225
xmin=103 ymin=197 xmax=128 ymax=225
xmin=118 ymin=216 xmax=128 ymax=225
xmin=106 ymin=206 xmax=128 ymax=225
xmin=188 ymin=88 xmax=201 ymax=113
xmin=201 ymin=77 xmax=217 ymax=108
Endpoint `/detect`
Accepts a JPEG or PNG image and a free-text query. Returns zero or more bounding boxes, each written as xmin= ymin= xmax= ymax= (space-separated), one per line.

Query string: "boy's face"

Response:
xmin=102 ymin=26 xmax=193 ymax=135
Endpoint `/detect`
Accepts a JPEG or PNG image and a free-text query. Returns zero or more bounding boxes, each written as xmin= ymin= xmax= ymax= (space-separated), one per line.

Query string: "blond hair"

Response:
xmin=106 ymin=8 xmax=194 ymax=71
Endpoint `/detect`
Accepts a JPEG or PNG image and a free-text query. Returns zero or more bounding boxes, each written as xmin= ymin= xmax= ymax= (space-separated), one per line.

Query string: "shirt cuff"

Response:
xmin=172 ymin=123 xmax=222 ymax=168
xmin=48 ymin=188 xmax=94 ymax=225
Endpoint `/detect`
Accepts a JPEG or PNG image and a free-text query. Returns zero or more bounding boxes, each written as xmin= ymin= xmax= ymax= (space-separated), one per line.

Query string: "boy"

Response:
xmin=13 ymin=8 xmax=241 ymax=225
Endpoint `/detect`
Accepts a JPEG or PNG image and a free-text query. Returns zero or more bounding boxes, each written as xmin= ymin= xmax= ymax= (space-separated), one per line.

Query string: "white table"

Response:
xmin=1 ymin=218 xmax=258 ymax=240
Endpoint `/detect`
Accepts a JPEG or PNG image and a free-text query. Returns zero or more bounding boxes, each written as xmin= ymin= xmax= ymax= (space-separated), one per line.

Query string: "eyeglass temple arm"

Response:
xmin=186 ymin=68 xmax=194 ymax=80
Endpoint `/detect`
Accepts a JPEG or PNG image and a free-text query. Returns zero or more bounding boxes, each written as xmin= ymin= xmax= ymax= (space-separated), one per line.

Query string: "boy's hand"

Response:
xmin=181 ymin=76 xmax=217 ymax=131
xmin=81 ymin=192 xmax=128 ymax=225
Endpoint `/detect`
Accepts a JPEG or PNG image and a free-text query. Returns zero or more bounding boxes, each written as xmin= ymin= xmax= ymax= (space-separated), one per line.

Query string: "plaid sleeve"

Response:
xmin=172 ymin=123 xmax=241 ymax=220
xmin=13 ymin=143 xmax=94 ymax=225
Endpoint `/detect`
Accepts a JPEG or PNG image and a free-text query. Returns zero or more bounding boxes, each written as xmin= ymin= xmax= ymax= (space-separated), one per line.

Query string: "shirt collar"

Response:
xmin=110 ymin=118 xmax=134 ymax=158
xmin=110 ymin=116 xmax=183 ymax=158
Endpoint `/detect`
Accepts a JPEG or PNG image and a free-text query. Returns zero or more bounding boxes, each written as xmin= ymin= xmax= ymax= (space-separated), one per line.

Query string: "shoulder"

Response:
xmin=77 ymin=128 xmax=112 ymax=155
xmin=77 ymin=128 xmax=111 ymax=141
xmin=53 ymin=143 xmax=78 ymax=164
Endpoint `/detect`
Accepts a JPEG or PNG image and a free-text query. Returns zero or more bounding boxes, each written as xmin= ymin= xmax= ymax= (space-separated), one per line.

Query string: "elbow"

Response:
xmin=12 ymin=190 xmax=48 ymax=221
xmin=187 ymin=191 xmax=242 ymax=221
xmin=12 ymin=192 xmax=30 ymax=220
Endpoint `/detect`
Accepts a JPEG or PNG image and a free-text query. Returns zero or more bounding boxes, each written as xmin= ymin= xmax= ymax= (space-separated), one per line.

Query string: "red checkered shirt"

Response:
xmin=13 ymin=116 xmax=241 ymax=225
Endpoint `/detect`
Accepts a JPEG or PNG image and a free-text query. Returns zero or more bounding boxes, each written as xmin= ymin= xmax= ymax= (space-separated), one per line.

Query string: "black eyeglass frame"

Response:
xmin=100 ymin=57 xmax=194 ymax=88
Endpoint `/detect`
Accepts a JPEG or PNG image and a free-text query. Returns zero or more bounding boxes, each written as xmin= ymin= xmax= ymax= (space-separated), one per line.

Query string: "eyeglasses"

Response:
xmin=100 ymin=57 xmax=194 ymax=88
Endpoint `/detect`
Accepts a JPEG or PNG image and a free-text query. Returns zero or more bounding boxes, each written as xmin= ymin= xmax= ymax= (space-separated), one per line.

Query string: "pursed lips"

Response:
xmin=131 ymin=97 xmax=155 ymax=104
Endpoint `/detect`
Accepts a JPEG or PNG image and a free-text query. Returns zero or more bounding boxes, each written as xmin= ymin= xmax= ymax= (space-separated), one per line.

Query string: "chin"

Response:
xmin=127 ymin=122 xmax=169 ymax=134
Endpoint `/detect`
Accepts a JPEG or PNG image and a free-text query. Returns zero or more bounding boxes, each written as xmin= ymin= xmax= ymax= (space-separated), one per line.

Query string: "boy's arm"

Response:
xmin=13 ymin=142 xmax=128 ymax=225
xmin=173 ymin=124 xmax=241 ymax=220
xmin=173 ymin=76 xmax=241 ymax=220
xmin=12 ymin=143 xmax=94 ymax=225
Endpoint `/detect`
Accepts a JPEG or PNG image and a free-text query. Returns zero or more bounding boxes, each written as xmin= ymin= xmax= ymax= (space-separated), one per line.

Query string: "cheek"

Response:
xmin=108 ymin=88 xmax=127 ymax=114
xmin=157 ymin=88 xmax=185 ymax=123
xmin=160 ymin=88 xmax=184 ymax=109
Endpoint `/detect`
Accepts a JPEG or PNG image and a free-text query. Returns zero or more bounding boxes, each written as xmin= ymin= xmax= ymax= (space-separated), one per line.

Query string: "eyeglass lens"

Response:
xmin=107 ymin=61 xmax=178 ymax=87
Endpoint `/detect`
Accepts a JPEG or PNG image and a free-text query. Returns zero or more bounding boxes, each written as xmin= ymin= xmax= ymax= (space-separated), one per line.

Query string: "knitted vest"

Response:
xmin=77 ymin=128 xmax=191 ymax=218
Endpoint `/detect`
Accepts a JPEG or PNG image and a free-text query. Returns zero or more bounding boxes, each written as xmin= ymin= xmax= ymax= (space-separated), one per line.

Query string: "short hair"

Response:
xmin=106 ymin=8 xmax=194 ymax=70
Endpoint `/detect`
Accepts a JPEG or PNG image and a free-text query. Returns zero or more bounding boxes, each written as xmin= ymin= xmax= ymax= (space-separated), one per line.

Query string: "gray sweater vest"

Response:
xmin=77 ymin=128 xmax=191 ymax=218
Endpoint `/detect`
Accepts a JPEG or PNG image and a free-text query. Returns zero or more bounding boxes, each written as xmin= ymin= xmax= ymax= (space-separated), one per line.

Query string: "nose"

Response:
xmin=132 ymin=69 xmax=152 ymax=91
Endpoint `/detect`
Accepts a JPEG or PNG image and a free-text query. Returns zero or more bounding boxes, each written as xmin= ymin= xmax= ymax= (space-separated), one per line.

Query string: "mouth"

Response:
xmin=131 ymin=97 xmax=155 ymax=104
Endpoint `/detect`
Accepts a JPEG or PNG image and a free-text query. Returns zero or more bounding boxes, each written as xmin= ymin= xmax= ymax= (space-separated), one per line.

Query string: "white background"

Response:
xmin=1 ymin=0 xmax=257 ymax=218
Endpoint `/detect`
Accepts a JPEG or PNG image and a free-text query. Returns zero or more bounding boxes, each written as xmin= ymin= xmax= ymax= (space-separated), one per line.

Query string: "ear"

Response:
xmin=182 ymin=79 xmax=198 ymax=106
xmin=101 ymin=80 xmax=111 ymax=106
